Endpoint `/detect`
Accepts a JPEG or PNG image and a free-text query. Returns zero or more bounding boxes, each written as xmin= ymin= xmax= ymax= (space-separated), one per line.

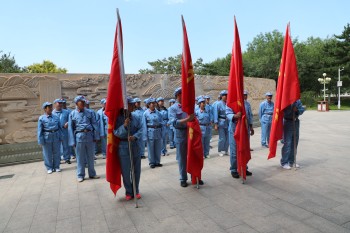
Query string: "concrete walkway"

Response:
xmin=0 ymin=111 xmax=350 ymax=233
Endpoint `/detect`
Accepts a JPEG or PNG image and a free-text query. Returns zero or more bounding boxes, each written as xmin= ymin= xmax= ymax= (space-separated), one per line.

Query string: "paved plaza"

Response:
xmin=0 ymin=110 xmax=350 ymax=233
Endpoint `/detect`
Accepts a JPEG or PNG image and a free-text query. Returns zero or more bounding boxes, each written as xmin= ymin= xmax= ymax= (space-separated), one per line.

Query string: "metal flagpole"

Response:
xmin=292 ymin=109 xmax=297 ymax=171
xmin=196 ymin=177 xmax=199 ymax=189
xmin=125 ymin=110 xmax=138 ymax=208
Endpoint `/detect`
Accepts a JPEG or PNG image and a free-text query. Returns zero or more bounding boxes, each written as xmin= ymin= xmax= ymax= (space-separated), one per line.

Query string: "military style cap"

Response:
xmin=265 ymin=92 xmax=273 ymax=96
xmin=204 ymin=95 xmax=211 ymax=99
xmin=174 ymin=87 xmax=182 ymax=97
xmin=197 ymin=97 xmax=205 ymax=104
xmin=244 ymin=90 xmax=249 ymax=95
xmin=127 ymin=96 xmax=135 ymax=104
xmin=42 ymin=102 xmax=52 ymax=109
xmin=169 ymin=99 xmax=176 ymax=103
xmin=60 ymin=98 xmax=67 ymax=103
xmin=74 ymin=96 xmax=86 ymax=104
xmin=100 ymin=98 xmax=106 ymax=104
xmin=143 ymin=98 xmax=148 ymax=104
xmin=85 ymin=99 xmax=90 ymax=105
xmin=53 ymin=98 xmax=62 ymax=104
xmin=146 ymin=98 xmax=156 ymax=105
xmin=134 ymin=98 xmax=141 ymax=103
xmin=156 ymin=97 xmax=164 ymax=102
xmin=220 ymin=90 xmax=228 ymax=96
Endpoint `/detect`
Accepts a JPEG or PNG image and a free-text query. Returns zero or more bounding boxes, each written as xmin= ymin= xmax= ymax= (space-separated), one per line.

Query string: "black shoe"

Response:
xmin=246 ymin=170 xmax=252 ymax=176
xmin=180 ymin=181 xmax=188 ymax=187
xmin=170 ymin=146 xmax=174 ymax=149
xmin=65 ymin=160 xmax=71 ymax=164
xmin=141 ymin=155 xmax=146 ymax=159
xmin=231 ymin=172 xmax=239 ymax=179
xmin=155 ymin=163 xmax=163 ymax=167
xmin=150 ymin=164 xmax=156 ymax=169
xmin=198 ymin=180 xmax=204 ymax=185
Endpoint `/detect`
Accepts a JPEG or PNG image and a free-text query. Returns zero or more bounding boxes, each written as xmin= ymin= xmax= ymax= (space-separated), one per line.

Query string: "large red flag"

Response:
xmin=226 ymin=17 xmax=251 ymax=180
xmin=268 ymin=24 xmax=300 ymax=159
xmin=181 ymin=16 xmax=204 ymax=184
xmin=105 ymin=9 xmax=128 ymax=195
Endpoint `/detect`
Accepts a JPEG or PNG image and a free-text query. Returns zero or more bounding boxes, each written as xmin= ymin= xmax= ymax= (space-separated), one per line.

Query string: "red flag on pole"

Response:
xmin=181 ymin=16 xmax=204 ymax=184
xmin=226 ymin=17 xmax=251 ymax=180
xmin=268 ymin=24 xmax=300 ymax=159
xmin=105 ymin=9 xmax=128 ymax=195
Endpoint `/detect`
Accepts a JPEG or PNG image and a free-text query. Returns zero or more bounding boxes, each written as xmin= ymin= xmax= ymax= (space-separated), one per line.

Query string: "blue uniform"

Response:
xmin=195 ymin=108 xmax=211 ymax=157
xmin=142 ymin=109 xmax=163 ymax=166
xmin=259 ymin=100 xmax=274 ymax=146
xmin=97 ymin=108 xmax=108 ymax=158
xmin=168 ymin=102 xmax=188 ymax=181
xmin=281 ymin=100 xmax=305 ymax=166
xmin=65 ymin=108 xmax=75 ymax=157
xmin=114 ymin=112 xmax=143 ymax=196
xmin=225 ymin=106 xmax=238 ymax=173
xmin=205 ymin=104 xmax=214 ymax=142
xmin=245 ymin=100 xmax=253 ymax=139
xmin=214 ymin=100 xmax=229 ymax=153
xmin=68 ymin=108 xmax=100 ymax=179
xmin=158 ymin=107 xmax=169 ymax=155
xmin=52 ymin=109 xmax=70 ymax=161
xmin=37 ymin=114 xmax=63 ymax=171
xmin=134 ymin=107 xmax=145 ymax=158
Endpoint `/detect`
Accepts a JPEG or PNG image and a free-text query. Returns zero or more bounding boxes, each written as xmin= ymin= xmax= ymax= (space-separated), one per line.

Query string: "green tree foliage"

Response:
xmin=0 ymin=51 xmax=23 ymax=73
xmin=26 ymin=60 xmax=67 ymax=73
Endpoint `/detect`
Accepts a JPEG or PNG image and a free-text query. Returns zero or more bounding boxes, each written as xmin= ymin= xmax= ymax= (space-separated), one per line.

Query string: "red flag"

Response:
xmin=226 ymin=17 xmax=251 ymax=180
xmin=181 ymin=16 xmax=204 ymax=184
xmin=105 ymin=9 xmax=127 ymax=195
xmin=268 ymin=24 xmax=300 ymax=159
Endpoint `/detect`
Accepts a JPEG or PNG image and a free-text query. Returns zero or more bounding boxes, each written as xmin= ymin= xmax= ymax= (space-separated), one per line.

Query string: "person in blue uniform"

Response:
xmin=114 ymin=97 xmax=143 ymax=200
xmin=97 ymin=98 xmax=107 ymax=159
xmin=133 ymin=97 xmax=146 ymax=159
xmin=52 ymin=98 xmax=71 ymax=164
xmin=37 ymin=102 xmax=63 ymax=174
xmin=195 ymin=97 xmax=211 ymax=158
xmin=157 ymin=97 xmax=169 ymax=156
xmin=168 ymin=99 xmax=176 ymax=149
xmin=259 ymin=92 xmax=274 ymax=148
xmin=204 ymin=95 xmax=214 ymax=148
xmin=142 ymin=99 xmax=148 ymax=111
xmin=168 ymin=87 xmax=203 ymax=187
xmin=244 ymin=91 xmax=254 ymax=151
xmin=62 ymin=98 xmax=75 ymax=160
xmin=281 ymin=100 xmax=305 ymax=170
xmin=68 ymin=96 xmax=100 ymax=182
xmin=142 ymin=98 xmax=163 ymax=168
xmin=214 ymin=90 xmax=229 ymax=156
xmin=85 ymin=99 xmax=99 ymax=160
xmin=226 ymin=105 xmax=253 ymax=179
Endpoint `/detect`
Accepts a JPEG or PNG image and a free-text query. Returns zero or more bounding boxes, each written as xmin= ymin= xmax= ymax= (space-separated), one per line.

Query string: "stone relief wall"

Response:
xmin=0 ymin=73 xmax=275 ymax=145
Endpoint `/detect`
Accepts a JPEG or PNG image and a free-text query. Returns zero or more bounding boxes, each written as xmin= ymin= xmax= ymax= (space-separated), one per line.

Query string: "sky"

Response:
xmin=1 ymin=0 xmax=349 ymax=74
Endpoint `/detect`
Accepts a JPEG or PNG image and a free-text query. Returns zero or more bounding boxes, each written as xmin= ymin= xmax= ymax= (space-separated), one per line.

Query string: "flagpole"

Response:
xmin=293 ymin=110 xmax=297 ymax=171
xmin=125 ymin=110 xmax=139 ymax=208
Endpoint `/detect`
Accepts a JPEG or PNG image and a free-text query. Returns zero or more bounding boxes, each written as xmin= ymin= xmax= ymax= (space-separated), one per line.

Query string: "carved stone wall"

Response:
xmin=0 ymin=73 xmax=275 ymax=145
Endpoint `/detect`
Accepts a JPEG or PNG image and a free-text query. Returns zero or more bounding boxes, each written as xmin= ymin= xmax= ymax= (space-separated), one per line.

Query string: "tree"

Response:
xmin=0 ymin=51 xmax=23 ymax=73
xmin=26 ymin=60 xmax=67 ymax=73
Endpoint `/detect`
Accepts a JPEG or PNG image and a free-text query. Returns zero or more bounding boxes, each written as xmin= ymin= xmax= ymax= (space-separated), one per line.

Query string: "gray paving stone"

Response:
xmin=303 ymin=215 xmax=349 ymax=233
xmin=225 ymin=224 xmax=259 ymax=233
xmin=55 ymin=216 xmax=82 ymax=233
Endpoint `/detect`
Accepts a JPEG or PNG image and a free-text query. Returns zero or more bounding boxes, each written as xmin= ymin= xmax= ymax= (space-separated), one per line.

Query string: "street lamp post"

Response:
xmin=338 ymin=67 xmax=344 ymax=109
xmin=318 ymin=73 xmax=331 ymax=102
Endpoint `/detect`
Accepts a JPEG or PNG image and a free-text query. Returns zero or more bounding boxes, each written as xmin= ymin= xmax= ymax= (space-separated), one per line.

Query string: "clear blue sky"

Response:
xmin=1 ymin=0 xmax=349 ymax=74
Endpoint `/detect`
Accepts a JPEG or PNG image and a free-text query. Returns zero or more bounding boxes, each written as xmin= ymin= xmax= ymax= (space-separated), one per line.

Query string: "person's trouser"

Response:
xmin=281 ymin=120 xmax=300 ymax=166
xmin=118 ymin=141 xmax=141 ymax=196
xmin=100 ymin=137 xmax=107 ymax=157
xmin=161 ymin=126 xmax=168 ymax=155
xmin=147 ymin=138 xmax=162 ymax=165
xmin=200 ymin=126 xmax=211 ymax=157
xmin=261 ymin=121 xmax=271 ymax=146
xmin=42 ymin=141 xmax=60 ymax=171
xmin=61 ymin=131 xmax=70 ymax=161
xmin=218 ymin=127 xmax=229 ymax=152
xmin=169 ymin=128 xmax=175 ymax=148
xmin=175 ymin=139 xmax=188 ymax=181
xmin=76 ymin=142 xmax=97 ymax=179
xmin=228 ymin=124 xmax=237 ymax=173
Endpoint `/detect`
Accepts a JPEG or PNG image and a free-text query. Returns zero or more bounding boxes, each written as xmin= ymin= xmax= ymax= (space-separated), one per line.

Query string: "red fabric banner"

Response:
xmin=268 ymin=24 xmax=300 ymax=159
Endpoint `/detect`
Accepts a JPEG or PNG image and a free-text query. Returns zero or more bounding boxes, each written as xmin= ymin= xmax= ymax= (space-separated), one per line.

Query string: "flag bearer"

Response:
xmin=244 ymin=91 xmax=254 ymax=151
xmin=281 ymin=100 xmax=305 ymax=170
xmin=114 ymin=97 xmax=143 ymax=200
xmin=259 ymin=92 xmax=274 ymax=147
xmin=37 ymin=102 xmax=63 ymax=173
xmin=142 ymin=98 xmax=163 ymax=168
xmin=68 ymin=96 xmax=100 ymax=182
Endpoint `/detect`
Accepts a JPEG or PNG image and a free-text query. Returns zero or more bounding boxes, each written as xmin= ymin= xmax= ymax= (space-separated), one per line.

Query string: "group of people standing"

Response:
xmin=37 ymin=88 xmax=305 ymax=200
